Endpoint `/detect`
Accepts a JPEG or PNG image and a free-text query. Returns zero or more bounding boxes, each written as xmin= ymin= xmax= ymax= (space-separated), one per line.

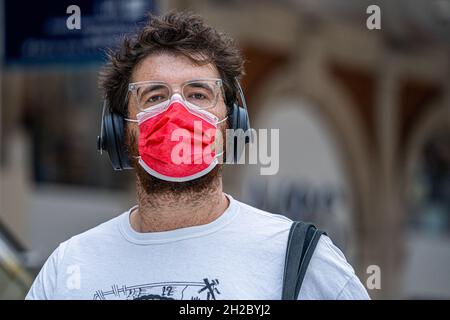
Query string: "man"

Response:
xmin=26 ymin=12 xmax=369 ymax=300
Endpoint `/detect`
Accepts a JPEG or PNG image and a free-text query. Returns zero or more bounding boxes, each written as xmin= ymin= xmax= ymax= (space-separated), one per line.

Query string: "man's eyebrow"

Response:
xmin=138 ymin=84 xmax=167 ymax=95
xmin=187 ymin=82 xmax=213 ymax=91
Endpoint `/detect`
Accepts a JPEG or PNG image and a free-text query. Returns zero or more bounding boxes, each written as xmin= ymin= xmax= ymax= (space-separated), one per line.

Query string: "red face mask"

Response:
xmin=133 ymin=94 xmax=225 ymax=182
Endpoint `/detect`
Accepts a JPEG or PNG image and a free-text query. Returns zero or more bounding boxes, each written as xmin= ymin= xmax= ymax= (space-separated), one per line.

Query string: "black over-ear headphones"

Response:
xmin=97 ymin=79 xmax=251 ymax=170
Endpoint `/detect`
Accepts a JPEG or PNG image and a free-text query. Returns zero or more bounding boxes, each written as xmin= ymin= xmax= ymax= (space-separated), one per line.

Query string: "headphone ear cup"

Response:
xmin=231 ymin=103 xmax=250 ymax=141
xmin=103 ymin=113 xmax=121 ymax=170
xmin=230 ymin=102 xmax=239 ymax=131
xmin=228 ymin=103 xmax=250 ymax=163
xmin=102 ymin=112 xmax=132 ymax=170
xmin=230 ymin=103 xmax=249 ymax=132
xmin=238 ymin=106 xmax=250 ymax=140
xmin=111 ymin=113 xmax=133 ymax=170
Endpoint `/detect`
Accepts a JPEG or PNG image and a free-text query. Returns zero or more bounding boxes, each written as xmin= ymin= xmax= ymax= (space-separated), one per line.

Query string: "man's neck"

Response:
xmin=130 ymin=178 xmax=229 ymax=233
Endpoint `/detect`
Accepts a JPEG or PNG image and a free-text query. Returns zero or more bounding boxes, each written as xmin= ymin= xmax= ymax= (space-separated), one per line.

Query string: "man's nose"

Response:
xmin=170 ymin=93 xmax=184 ymax=101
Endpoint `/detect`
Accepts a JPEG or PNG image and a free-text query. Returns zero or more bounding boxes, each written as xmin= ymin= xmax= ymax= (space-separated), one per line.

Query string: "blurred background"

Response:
xmin=0 ymin=0 xmax=449 ymax=299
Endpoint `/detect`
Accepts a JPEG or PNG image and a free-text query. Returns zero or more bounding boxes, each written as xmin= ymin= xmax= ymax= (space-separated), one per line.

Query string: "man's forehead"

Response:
xmin=132 ymin=52 xmax=219 ymax=84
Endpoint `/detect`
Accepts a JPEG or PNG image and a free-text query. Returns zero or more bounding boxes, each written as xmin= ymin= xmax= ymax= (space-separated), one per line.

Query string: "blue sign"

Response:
xmin=4 ymin=0 xmax=158 ymax=65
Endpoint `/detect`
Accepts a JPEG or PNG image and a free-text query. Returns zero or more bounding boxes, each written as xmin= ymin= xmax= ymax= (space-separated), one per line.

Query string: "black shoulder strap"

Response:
xmin=282 ymin=221 xmax=325 ymax=300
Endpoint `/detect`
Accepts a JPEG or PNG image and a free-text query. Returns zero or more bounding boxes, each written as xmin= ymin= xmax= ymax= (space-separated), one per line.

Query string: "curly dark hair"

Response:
xmin=99 ymin=11 xmax=245 ymax=117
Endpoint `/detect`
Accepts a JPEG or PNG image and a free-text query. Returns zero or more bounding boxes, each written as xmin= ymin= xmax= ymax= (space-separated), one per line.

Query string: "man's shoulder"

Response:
xmin=233 ymin=197 xmax=293 ymax=228
xmin=229 ymin=198 xmax=294 ymax=252
xmin=233 ymin=198 xmax=369 ymax=299
xmin=60 ymin=209 xmax=129 ymax=250
xmin=300 ymin=235 xmax=370 ymax=299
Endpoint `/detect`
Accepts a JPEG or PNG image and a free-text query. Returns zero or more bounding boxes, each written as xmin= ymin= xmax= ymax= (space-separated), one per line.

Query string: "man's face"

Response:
xmin=126 ymin=52 xmax=228 ymax=194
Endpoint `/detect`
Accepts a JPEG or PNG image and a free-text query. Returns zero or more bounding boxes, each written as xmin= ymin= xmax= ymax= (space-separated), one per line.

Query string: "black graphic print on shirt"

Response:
xmin=93 ymin=278 xmax=221 ymax=300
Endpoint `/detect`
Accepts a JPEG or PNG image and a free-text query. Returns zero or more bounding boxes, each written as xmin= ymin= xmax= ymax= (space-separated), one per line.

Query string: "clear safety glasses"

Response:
xmin=128 ymin=78 xmax=224 ymax=112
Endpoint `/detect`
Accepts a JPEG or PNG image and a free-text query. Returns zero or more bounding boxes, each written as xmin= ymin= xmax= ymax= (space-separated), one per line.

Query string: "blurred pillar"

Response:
xmin=375 ymin=55 xmax=402 ymax=299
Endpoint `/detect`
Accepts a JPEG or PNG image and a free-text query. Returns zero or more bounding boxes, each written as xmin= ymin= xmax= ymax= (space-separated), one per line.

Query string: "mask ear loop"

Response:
xmin=217 ymin=116 xmax=228 ymax=124
xmin=213 ymin=116 xmax=228 ymax=164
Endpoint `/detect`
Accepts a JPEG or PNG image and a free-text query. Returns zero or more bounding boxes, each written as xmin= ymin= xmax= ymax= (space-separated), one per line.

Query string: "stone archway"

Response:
xmin=400 ymin=95 xmax=450 ymax=299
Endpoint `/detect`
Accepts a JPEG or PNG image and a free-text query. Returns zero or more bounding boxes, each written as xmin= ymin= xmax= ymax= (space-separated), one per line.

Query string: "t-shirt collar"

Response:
xmin=119 ymin=193 xmax=239 ymax=245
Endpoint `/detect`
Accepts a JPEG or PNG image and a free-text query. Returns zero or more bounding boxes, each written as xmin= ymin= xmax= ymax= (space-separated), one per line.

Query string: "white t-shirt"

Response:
xmin=26 ymin=195 xmax=370 ymax=300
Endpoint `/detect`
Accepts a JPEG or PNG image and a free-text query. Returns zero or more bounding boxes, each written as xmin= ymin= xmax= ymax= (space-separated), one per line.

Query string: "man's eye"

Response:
xmin=190 ymin=93 xmax=206 ymax=100
xmin=147 ymin=95 xmax=165 ymax=103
